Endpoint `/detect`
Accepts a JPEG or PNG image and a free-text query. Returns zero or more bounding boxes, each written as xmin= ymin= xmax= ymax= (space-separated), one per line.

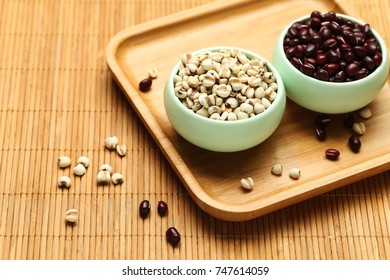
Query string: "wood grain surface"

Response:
xmin=0 ymin=0 xmax=389 ymax=260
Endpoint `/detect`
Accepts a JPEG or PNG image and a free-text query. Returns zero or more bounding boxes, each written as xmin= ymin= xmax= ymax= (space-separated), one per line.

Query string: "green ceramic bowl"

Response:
xmin=272 ymin=13 xmax=389 ymax=114
xmin=164 ymin=46 xmax=286 ymax=152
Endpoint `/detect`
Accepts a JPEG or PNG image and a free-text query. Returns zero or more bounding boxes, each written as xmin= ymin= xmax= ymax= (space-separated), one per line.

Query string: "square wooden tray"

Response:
xmin=106 ymin=0 xmax=390 ymax=221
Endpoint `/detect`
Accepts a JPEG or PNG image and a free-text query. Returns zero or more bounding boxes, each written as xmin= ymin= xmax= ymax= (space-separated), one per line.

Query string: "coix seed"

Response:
xmin=76 ymin=156 xmax=90 ymax=168
xmin=240 ymin=177 xmax=254 ymax=190
xmin=58 ymin=176 xmax=71 ymax=188
xmin=139 ymin=200 xmax=151 ymax=219
xmin=157 ymin=201 xmax=168 ymax=217
xmin=166 ymin=227 xmax=181 ymax=247
xmin=352 ymin=122 xmax=366 ymax=135
xmin=104 ymin=136 xmax=119 ymax=150
xmin=359 ymin=107 xmax=372 ymax=119
xmin=65 ymin=209 xmax=78 ymax=223
xmin=99 ymin=163 xmax=113 ymax=174
xmin=97 ymin=170 xmax=110 ymax=185
xmin=73 ymin=163 xmax=86 ymax=176
xmin=271 ymin=163 xmax=283 ymax=176
xmin=289 ymin=168 xmax=301 ymax=179
xmin=348 ymin=135 xmax=361 ymax=153
xmin=325 ymin=148 xmax=340 ymax=160
xmin=111 ymin=173 xmax=124 ymax=185
xmin=58 ymin=156 xmax=71 ymax=168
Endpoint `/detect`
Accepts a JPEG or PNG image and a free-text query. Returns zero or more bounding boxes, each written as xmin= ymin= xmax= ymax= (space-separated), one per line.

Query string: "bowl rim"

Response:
xmin=165 ymin=46 xmax=286 ymax=127
xmin=276 ymin=13 xmax=389 ymax=87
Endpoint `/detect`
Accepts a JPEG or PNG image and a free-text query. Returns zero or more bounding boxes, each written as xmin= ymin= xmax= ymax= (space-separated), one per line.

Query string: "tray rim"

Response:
xmin=106 ymin=0 xmax=389 ymax=221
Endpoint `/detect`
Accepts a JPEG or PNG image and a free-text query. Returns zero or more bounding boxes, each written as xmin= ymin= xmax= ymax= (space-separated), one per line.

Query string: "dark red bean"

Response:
xmin=139 ymin=78 xmax=152 ymax=92
xmin=353 ymin=45 xmax=367 ymax=57
xmin=305 ymin=43 xmax=317 ymax=57
xmin=316 ymin=53 xmax=327 ymax=65
xmin=294 ymin=45 xmax=305 ymax=57
xmin=300 ymin=63 xmax=315 ymax=76
xmin=323 ymin=38 xmax=338 ymax=50
xmin=366 ymin=41 xmax=379 ymax=54
xmin=333 ymin=70 xmax=346 ymax=82
xmin=311 ymin=11 xmax=322 ymax=18
xmin=315 ymin=126 xmax=327 ymax=141
xmin=327 ymin=49 xmax=341 ymax=62
xmin=323 ymin=11 xmax=336 ymax=22
xmin=290 ymin=57 xmax=303 ymax=69
xmin=372 ymin=52 xmax=383 ymax=66
xmin=344 ymin=114 xmax=355 ymax=128
xmin=348 ymin=135 xmax=361 ymax=153
xmin=344 ymin=51 xmax=355 ymax=63
xmin=346 ymin=62 xmax=360 ymax=78
xmin=329 ymin=21 xmax=341 ymax=33
xmin=157 ymin=200 xmax=168 ymax=217
xmin=355 ymin=68 xmax=368 ymax=80
xmin=286 ymin=47 xmax=295 ymax=59
xmin=362 ymin=56 xmax=375 ymax=70
xmin=325 ymin=63 xmax=340 ymax=76
xmin=315 ymin=114 xmax=332 ymax=126
xmin=304 ymin=57 xmax=317 ymax=67
xmin=325 ymin=148 xmax=340 ymax=160
xmin=166 ymin=227 xmax=181 ymax=247
xmin=308 ymin=17 xmax=322 ymax=30
xmin=139 ymin=200 xmax=151 ymax=219
xmin=315 ymin=68 xmax=330 ymax=81
xmin=287 ymin=27 xmax=299 ymax=38
xmin=339 ymin=43 xmax=352 ymax=53
xmin=320 ymin=27 xmax=333 ymax=40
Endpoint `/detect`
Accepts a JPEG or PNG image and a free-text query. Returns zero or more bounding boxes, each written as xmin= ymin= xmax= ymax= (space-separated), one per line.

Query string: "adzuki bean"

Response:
xmin=284 ymin=11 xmax=382 ymax=82
xmin=139 ymin=78 xmax=152 ymax=92
xmin=348 ymin=135 xmax=361 ymax=153
xmin=157 ymin=200 xmax=168 ymax=217
xmin=325 ymin=148 xmax=340 ymax=160
xmin=139 ymin=200 xmax=151 ymax=219
xmin=166 ymin=227 xmax=181 ymax=247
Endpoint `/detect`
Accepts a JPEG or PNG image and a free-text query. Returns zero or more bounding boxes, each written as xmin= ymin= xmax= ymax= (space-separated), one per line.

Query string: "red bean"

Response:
xmin=166 ymin=227 xmax=181 ymax=247
xmin=325 ymin=148 xmax=340 ymax=160
xmin=139 ymin=200 xmax=151 ymax=219
xmin=139 ymin=78 xmax=152 ymax=92
xmin=157 ymin=201 xmax=168 ymax=217
xmin=349 ymin=135 xmax=361 ymax=153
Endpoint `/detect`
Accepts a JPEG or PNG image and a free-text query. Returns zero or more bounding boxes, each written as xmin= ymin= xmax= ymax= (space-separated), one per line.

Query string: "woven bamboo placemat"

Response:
xmin=0 ymin=0 xmax=389 ymax=260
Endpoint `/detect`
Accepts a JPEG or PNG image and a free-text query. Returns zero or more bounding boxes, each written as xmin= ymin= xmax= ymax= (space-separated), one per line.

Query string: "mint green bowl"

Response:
xmin=272 ymin=13 xmax=389 ymax=114
xmin=164 ymin=46 xmax=286 ymax=152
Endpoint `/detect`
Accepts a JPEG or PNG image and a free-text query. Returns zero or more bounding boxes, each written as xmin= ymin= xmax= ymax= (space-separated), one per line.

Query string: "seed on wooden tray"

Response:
xmin=359 ymin=107 xmax=372 ymax=119
xmin=58 ymin=156 xmax=71 ymax=168
xmin=344 ymin=114 xmax=355 ymax=128
xmin=315 ymin=114 xmax=331 ymax=127
xmin=157 ymin=200 xmax=168 ymax=217
xmin=65 ymin=209 xmax=78 ymax=223
xmin=315 ymin=126 xmax=327 ymax=141
xmin=289 ymin=168 xmax=301 ymax=179
xmin=348 ymin=135 xmax=361 ymax=153
xmin=352 ymin=122 xmax=366 ymax=135
xmin=325 ymin=148 xmax=340 ymax=160
xmin=271 ymin=163 xmax=283 ymax=176
xmin=58 ymin=176 xmax=71 ymax=188
xmin=104 ymin=136 xmax=119 ymax=150
xmin=76 ymin=156 xmax=90 ymax=168
xmin=139 ymin=200 xmax=151 ymax=219
xmin=240 ymin=177 xmax=254 ymax=190
xmin=97 ymin=170 xmax=110 ymax=185
xmin=139 ymin=78 xmax=152 ymax=92
xmin=99 ymin=163 xmax=113 ymax=174
xmin=73 ymin=163 xmax=86 ymax=176
xmin=166 ymin=227 xmax=181 ymax=247
xmin=116 ymin=144 xmax=127 ymax=157
xmin=111 ymin=173 xmax=124 ymax=185
xmin=147 ymin=68 xmax=158 ymax=79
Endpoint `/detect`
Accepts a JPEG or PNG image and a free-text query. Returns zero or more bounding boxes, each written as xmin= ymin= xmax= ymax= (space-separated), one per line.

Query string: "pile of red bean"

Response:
xmin=283 ymin=11 xmax=383 ymax=82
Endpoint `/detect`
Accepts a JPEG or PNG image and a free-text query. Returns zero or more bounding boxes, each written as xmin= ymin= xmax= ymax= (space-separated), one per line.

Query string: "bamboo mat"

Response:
xmin=0 ymin=0 xmax=389 ymax=260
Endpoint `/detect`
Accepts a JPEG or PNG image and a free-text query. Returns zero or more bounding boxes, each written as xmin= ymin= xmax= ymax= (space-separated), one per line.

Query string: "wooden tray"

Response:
xmin=106 ymin=0 xmax=390 ymax=221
